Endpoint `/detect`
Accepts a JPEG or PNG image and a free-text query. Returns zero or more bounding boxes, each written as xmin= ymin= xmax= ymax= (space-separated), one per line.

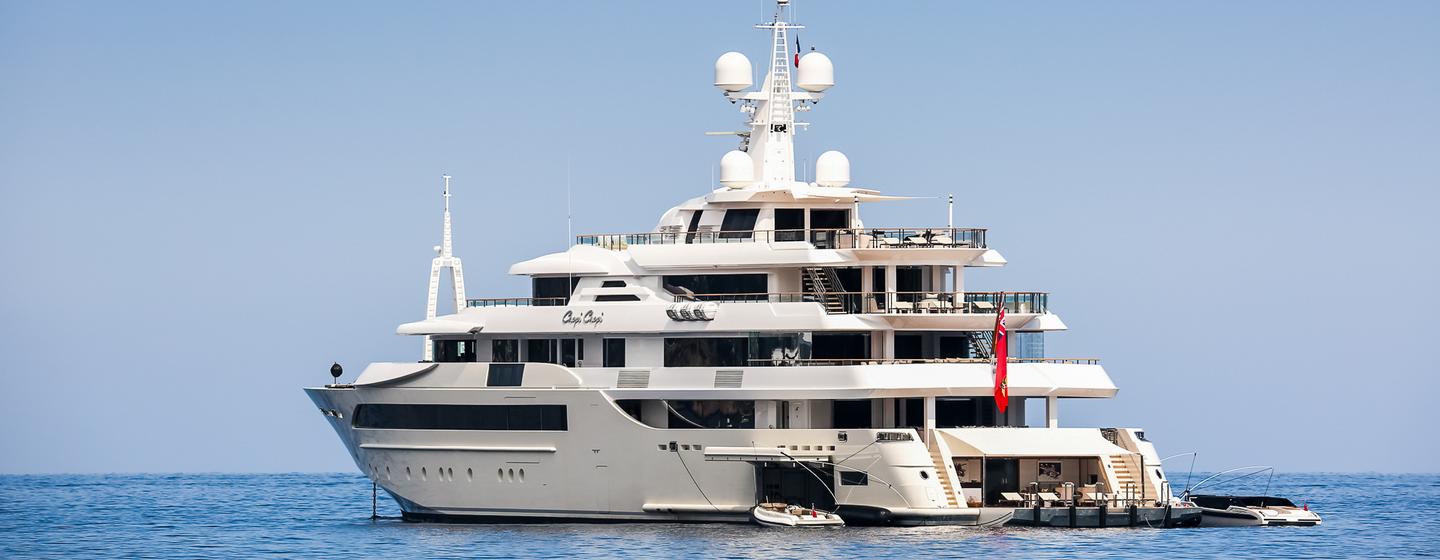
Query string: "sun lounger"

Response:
xmin=890 ymin=301 xmax=915 ymax=313
xmin=1000 ymin=492 xmax=1026 ymax=506
xmin=1038 ymin=492 xmax=1064 ymax=506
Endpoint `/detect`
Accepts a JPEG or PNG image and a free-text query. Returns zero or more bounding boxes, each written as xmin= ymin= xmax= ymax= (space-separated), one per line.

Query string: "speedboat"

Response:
xmin=751 ymin=503 xmax=845 ymax=528
xmin=1190 ymin=495 xmax=1322 ymax=526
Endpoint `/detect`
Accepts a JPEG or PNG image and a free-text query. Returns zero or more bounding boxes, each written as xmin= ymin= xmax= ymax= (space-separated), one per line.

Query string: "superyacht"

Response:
xmin=307 ymin=0 xmax=1195 ymax=527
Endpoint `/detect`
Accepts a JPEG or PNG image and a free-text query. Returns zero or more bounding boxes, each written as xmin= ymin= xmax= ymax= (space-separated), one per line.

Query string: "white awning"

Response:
xmin=396 ymin=317 xmax=483 ymax=335
xmin=703 ymin=446 xmax=833 ymax=463
xmin=938 ymin=428 xmax=1134 ymax=457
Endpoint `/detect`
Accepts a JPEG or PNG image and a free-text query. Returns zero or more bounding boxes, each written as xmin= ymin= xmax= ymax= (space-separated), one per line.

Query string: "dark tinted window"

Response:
xmin=663 ymin=274 xmax=767 ymax=298
xmin=352 ymin=404 xmax=567 ymax=430
xmin=487 ymin=364 xmax=524 ymax=386
xmin=595 ymin=294 xmax=641 ymax=302
xmin=601 ymin=280 xmax=627 ymax=288
xmin=840 ymin=471 xmax=869 ymax=486
xmin=666 ymin=400 xmax=754 ymax=429
xmin=718 ymin=209 xmax=760 ymax=239
xmin=526 ymin=339 xmax=557 ymax=363
xmin=603 ymin=339 xmax=626 ymax=368
xmin=833 ymin=400 xmax=873 ymax=429
xmin=664 ymin=337 xmax=748 ymax=367
xmin=433 ymin=339 xmax=476 ymax=362
xmin=532 ymin=277 xmax=579 ymax=305
xmin=492 ymin=339 xmax=519 ymax=362
xmin=774 ymin=209 xmax=805 ymax=241
xmin=559 ymin=339 xmax=582 ymax=367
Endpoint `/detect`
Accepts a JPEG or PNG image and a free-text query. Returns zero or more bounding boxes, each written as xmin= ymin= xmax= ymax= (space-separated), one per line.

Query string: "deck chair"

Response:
xmin=1082 ymin=492 xmax=1107 ymax=507
xmin=1038 ymin=492 xmax=1064 ymax=507
xmin=890 ymin=300 xmax=915 ymax=313
xmin=970 ymin=301 xmax=996 ymax=313
xmin=918 ymin=296 xmax=941 ymax=312
xmin=1000 ymin=492 xmax=1026 ymax=507
xmin=931 ymin=234 xmax=955 ymax=246
xmin=904 ymin=234 xmax=930 ymax=247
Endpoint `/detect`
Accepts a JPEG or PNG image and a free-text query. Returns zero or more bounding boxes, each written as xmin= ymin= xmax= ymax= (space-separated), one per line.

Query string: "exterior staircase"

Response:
xmin=801 ymin=267 xmax=846 ymax=314
xmin=1102 ymin=453 xmax=1149 ymax=504
xmin=968 ymin=331 xmax=994 ymax=359
xmin=928 ymin=446 xmax=962 ymax=508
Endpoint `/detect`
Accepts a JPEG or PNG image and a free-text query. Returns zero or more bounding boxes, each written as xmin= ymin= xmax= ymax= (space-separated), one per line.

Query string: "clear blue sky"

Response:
xmin=2 ymin=1 xmax=1436 ymax=474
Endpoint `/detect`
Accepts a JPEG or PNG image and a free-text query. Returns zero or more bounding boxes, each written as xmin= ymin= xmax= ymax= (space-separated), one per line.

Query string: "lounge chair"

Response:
xmin=918 ymin=296 xmax=941 ymax=312
xmin=1038 ymin=492 xmax=1064 ymax=507
xmin=890 ymin=301 xmax=915 ymax=313
xmin=970 ymin=301 xmax=996 ymax=313
xmin=1000 ymin=492 xmax=1026 ymax=507
xmin=904 ymin=235 xmax=930 ymax=247
xmin=931 ymin=234 xmax=955 ymax=246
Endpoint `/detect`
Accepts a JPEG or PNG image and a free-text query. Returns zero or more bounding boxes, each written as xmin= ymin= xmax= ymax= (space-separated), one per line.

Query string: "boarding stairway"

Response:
xmin=1100 ymin=453 xmax=1156 ymax=505
xmin=928 ymin=447 xmax=962 ymax=508
xmin=801 ymin=267 xmax=846 ymax=314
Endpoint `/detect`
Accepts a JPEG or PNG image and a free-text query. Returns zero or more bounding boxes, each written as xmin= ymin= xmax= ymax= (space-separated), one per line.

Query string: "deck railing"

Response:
xmin=744 ymin=357 xmax=1099 ymax=366
xmin=682 ymin=291 xmax=1048 ymax=314
xmin=464 ymin=291 xmax=1048 ymax=313
xmin=465 ymin=297 xmax=569 ymax=308
xmin=576 ymin=227 xmax=987 ymax=250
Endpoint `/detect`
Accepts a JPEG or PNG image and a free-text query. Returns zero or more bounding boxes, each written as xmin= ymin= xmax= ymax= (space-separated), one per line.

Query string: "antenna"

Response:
xmin=423 ymin=173 xmax=467 ymax=361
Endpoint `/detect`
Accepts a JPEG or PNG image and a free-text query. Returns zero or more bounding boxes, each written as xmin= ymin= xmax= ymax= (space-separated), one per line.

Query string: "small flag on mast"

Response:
xmin=795 ymin=35 xmax=801 ymax=67
xmin=993 ymin=296 xmax=1009 ymax=414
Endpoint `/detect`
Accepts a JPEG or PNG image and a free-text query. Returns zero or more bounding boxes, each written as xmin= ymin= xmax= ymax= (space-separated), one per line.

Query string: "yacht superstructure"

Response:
xmin=307 ymin=1 xmax=1188 ymax=526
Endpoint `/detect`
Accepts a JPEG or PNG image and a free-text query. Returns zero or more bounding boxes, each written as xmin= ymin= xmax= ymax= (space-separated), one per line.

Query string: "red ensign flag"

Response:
xmin=993 ymin=303 xmax=1009 ymax=414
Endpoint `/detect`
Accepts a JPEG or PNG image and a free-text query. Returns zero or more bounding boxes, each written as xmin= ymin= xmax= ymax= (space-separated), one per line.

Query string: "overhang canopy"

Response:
xmin=938 ymin=428 xmax=1134 ymax=458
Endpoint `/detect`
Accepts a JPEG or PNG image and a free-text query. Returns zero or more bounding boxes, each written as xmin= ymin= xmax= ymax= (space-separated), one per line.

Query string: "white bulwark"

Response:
xmin=307 ymin=1 xmax=1188 ymax=527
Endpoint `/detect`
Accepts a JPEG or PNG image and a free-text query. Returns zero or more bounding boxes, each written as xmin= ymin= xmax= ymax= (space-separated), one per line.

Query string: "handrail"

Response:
xmin=576 ymin=227 xmax=988 ymax=250
xmin=465 ymin=297 xmax=569 ymax=308
xmin=464 ymin=291 xmax=1050 ymax=314
xmin=681 ymin=291 xmax=1048 ymax=314
xmin=743 ymin=357 xmax=1100 ymax=366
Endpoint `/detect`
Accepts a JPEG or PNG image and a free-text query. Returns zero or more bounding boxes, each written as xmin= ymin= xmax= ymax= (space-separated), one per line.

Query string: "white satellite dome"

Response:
xmin=814 ymin=150 xmax=850 ymax=187
xmin=796 ymin=51 xmax=834 ymax=92
xmin=714 ymin=52 xmax=753 ymax=92
xmin=719 ymin=150 xmax=755 ymax=188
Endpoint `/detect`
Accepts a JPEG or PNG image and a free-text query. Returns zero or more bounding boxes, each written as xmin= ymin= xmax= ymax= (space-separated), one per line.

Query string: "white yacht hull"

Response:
xmin=306 ymin=385 xmax=1006 ymax=526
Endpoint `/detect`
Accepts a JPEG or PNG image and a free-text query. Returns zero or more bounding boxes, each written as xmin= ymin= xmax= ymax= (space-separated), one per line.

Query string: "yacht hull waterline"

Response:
xmin=307 ymin=0 xmax=1200 ymax=528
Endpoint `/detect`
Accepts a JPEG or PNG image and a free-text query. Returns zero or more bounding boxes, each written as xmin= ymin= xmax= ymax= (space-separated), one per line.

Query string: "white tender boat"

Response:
xmin=752 ymin=503 xmax=844 ymax=527
xmin=1190 ymin=495 xmax=1322 ymax=527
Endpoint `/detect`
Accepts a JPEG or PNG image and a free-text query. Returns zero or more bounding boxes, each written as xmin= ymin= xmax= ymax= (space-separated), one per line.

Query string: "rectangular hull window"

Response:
xmin=352 ymin=404 xmax=567 ymax=430
xmin=603 ymin=338 xmax=626 ymax=367
xmin=487 ymin=364 xmax=524 ymax=387
xmin=666 ymin=400 xmax=754 ymax=429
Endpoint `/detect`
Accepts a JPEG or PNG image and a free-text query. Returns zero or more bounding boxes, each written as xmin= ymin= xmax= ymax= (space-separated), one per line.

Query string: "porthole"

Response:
xmin=919 ymin=470 xmax=930 ymax=480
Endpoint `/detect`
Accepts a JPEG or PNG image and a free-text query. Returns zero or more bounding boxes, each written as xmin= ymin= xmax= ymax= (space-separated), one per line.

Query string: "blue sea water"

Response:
xmin=0 ymin=472 xmax=1435 ymax=558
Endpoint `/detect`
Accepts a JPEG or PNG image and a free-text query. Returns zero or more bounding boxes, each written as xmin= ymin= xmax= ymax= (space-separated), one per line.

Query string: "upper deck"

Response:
xmin=577 ymin=227 xmax=986 ymax=251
